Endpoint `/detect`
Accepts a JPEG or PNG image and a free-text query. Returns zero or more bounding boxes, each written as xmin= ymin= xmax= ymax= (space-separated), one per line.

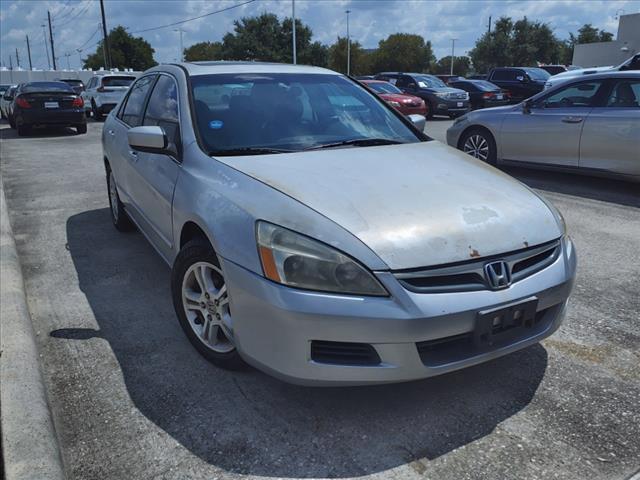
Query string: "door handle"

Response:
xmin=561 ymin=116 xmax=583 ymax=123
xmin=107 ymin=129 xmax=115 ymax=136
xmin=128 ymin=150 xmax=138 ymax=161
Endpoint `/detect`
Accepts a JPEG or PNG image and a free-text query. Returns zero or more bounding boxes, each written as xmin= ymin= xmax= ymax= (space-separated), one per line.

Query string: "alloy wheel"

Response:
xmin=463 ymin=134 xmax=489 ymax=161
xmin=181 ymin=262 xmax=234 ymax=353
xmin=109 ymin=172 xmax=119 ymax=223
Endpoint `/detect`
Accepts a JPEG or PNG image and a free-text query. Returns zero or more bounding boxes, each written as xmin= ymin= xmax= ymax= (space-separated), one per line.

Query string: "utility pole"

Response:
xmin=292 ymin=0 xmax=297 ymax=64
xmin=64 ymin=53 xmax=71 ymax=70
xmin=346 ymin=10 xmax=351 ymax=76
xmin=77 ymin=49 xmax=83 ymax=69
xmin=487 ymin=15 xmax=492 ymax=34
xmin=9 ymin=55 xmax=13 ymax=70
xmin=41 ymin=24 xmax=51 ymax=69
xmin=100 ymin=0 xmax=111 ymax=69
xmin=15 ymin=48 xmax=20 ymax=68
xmin=26 ymin=35 xmax=33 ymax=70
xmin=174 ymin=29 xmax=185 ymax=62
xmin=450 ymin=38 xmax=457 ymax=75
xmin=48 ymin=11 xmax=57 ymax=70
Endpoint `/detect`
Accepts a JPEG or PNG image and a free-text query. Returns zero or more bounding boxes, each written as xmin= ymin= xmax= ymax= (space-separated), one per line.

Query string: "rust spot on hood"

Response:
xmin=469 ymin=247 xmax=481 ymax=258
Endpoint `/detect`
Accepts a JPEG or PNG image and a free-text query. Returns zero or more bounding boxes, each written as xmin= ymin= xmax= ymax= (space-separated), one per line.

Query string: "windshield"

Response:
xmin=366 ymin=82 xmax=402 ymax=94
xmin=22 ymin=82 xmax=73 ymax=93
xmin=524 ymin=68 xmax=551 ymax=81
xmin=192 ymin=73 xmax=421 ymax=155
xmin=102 ymin=76 xmax=135 ymax=87
xmin=413 ymin=75 xmax=447 ymax=89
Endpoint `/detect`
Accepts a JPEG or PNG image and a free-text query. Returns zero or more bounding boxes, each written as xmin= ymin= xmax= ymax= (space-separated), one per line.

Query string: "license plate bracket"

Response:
xmin=44 ymin=102 xmax=59 ymax=109
xmin=474 ymin=298 xmax=538 ymax=349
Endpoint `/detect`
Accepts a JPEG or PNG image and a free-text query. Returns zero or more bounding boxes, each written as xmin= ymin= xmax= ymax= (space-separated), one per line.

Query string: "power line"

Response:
xmin=130 ymin=0 xmax=257 ymax=34
xmin=55 ymin=0 xmax=92 ymax=29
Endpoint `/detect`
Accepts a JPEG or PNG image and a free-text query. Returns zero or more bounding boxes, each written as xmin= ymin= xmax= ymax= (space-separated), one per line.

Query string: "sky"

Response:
xmin=1 ymin=0 xmax=639 ymax=70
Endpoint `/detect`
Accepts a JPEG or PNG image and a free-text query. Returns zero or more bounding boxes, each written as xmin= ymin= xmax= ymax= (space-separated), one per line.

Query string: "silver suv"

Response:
xmin=102 ymin=62 xmax=576 ymax=386
xmin=82 ymin=73 xmax=136 ymax=120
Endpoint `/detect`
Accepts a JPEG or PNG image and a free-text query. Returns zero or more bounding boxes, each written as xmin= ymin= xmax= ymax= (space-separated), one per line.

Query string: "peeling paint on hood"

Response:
xmin=217 ymin=141 xmax=562 ymax=270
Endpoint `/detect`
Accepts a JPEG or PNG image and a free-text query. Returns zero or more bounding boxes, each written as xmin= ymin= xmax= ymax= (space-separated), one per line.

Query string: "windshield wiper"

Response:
xmin=208 ymin=147 xmax=294 ymax=156
xmin=304 ymin=138 xmax=405 ymax=151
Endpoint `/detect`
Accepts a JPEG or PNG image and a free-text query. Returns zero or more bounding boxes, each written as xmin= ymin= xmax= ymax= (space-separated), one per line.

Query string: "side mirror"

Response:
xmin=127 ymin=126 xmax=168 ymax=154
xmin=408 ymin=114 xmax=426 ymax=131
xmin=516 ymin=75 xmax=528 ymax=83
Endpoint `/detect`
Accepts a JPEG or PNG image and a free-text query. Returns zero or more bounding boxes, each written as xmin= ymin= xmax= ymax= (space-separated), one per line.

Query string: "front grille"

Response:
xmin=394 ymin=239 xmax=561 ymax=294
xmin=448 ymin=92 xmax=467 ymax=100
xmin=417 ymin=305 xmax=555 ymax=366
xmin=310 ymin=341 xmax=381 ymax=366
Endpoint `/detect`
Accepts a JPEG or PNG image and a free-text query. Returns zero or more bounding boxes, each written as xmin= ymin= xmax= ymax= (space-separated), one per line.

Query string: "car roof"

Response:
xmin=176 ymin=61 xmax=338 ymax=76
xmin=557 ymin=70 xmax=640 ymax=81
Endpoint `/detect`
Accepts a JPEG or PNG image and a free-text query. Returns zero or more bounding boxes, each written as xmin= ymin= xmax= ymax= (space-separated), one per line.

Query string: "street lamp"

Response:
xmin=450 ymin=38 xmax=458 ymax=75
xmin=292 ymin=0 xmax=297 ymax=64
xmin=174 ymin=28 xmax=185 ymax=62
xmin=346 ymin=9 xmax=351 ymax=76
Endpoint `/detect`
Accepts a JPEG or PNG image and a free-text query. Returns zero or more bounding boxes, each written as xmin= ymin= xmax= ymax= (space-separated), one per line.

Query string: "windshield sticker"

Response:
xmin=209 ymin=120 xmax=224 ymax=129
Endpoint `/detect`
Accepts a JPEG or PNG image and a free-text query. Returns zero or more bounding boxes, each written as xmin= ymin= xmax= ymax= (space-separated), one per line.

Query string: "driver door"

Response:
xmin=500 ymin=80 xmax=603 ymax=167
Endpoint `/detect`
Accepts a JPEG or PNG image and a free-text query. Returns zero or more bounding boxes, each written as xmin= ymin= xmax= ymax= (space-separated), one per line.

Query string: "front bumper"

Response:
xmin=224 ymin=237 xmax=576 ymax=386
xmin=434 ymin=98 xmax=470 ymax=115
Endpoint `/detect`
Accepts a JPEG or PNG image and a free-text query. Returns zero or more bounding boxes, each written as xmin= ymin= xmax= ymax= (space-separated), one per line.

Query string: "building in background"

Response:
xmin=573 ymin=13 xmax=640 ymax=67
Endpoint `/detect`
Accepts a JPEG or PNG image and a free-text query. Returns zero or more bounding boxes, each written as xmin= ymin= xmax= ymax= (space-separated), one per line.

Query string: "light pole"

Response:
xmin=64 ymin=52 xmax=71 ymax=70
xmin=450 ymin=38 xmax=457 ymax=75
xmin=292 ymin=0 xmax=297 ymax=64
xmin=346 ymin=9 xmax=351 ymax=75
xmin=174 ymin=28 xmax=185 ymax=62
xmin=41 ymin=24 xmax=51 ymax=69
xmin=77 ymin=49 xmax=83 ymax=69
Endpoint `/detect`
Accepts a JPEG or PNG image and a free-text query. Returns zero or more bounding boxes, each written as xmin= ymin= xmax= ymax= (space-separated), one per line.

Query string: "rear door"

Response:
xmin=579 ymin=77 xmax=640 ymax=176
xmin=500 ymin=79 xmax=604 ymax=167
xmin=126 ymin=74 xmax=182 ymax=259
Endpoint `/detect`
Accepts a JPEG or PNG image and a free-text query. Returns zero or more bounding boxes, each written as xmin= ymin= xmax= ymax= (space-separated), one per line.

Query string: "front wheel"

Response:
xmin=171 ymin=239 xmax=245 ymax=370
xmin=107 ymin=169 xmax=134 ymax=231
xmin=8 ymin=116 xmax=16 ymax=129
xmin=460 ymin=128 xmax=497 ymax=165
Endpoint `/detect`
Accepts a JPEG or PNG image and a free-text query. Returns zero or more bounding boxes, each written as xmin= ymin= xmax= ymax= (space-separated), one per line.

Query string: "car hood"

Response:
xmin=218 ymin=142 xmax=562 ymax=269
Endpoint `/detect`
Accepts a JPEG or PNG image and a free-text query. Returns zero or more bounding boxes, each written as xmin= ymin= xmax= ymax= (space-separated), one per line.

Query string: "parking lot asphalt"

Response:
xmin=0 ymin=119 xmax=639 ymax=480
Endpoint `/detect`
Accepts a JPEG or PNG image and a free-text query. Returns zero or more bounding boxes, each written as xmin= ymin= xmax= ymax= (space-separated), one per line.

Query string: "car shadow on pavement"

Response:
xmin=0 ymin=124 xmax=79 ymax=139
xmin=502 ymin=165 xmax=640 ymax=208
xmin=56 ymin=207 xmax=548 ymax=478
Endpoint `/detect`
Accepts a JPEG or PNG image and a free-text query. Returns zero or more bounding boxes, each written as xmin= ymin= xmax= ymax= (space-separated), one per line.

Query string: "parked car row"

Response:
xmin=447 ymin=70 xmax=640 ymax=181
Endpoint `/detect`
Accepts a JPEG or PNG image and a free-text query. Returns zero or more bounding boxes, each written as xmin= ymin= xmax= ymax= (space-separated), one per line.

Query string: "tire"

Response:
xmin=8 ymin=115 xmax=16 ymax=129
xmin=1 ymin=110 xmax=5 ymax=119
xmin=171 ymin=238 xmax=245 ymax=370
xmin=75 ymin=123 xmax=87 ymax=134
xmin=107 ymin=169 xmax=134 ymax=232
xmin=459 ymin=128 xmax=497 ymax=165
xmin=17 ymin=123 xmax=31 ymax=136
xmin=92 ymin=101 xmax=103 ymax=121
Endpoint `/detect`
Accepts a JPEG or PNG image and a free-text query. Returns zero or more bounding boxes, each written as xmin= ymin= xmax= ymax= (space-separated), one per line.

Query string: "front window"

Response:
xmin=365 ymin=82 xmax=402 ymax=94
xmin=413 ymin=75 xmax=447 ymax=89
xmin=539 ymin=81 xmax=603 ymax=108
xmin=191 ymin=73 xmax=421 ymax=155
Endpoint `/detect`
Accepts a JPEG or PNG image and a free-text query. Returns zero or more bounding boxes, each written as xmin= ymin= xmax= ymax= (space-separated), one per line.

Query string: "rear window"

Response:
xmin=102 ymin=76 xmax=135 ymax=87
xmin=61 ymin=79 xmax=84 ymax=86
xmin=474 ymin=81 xmax=501 ymax=91
xmin=22 ymin=82 xmax=73 ymax=93
xmin=491 ymin=69 xmax=518 ymax=81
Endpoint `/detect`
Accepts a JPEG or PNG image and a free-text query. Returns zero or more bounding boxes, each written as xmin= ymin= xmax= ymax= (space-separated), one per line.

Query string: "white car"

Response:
xmin=545 ymin=53 xmax=640 ymax=89
xmin=1 ymin=85 xmax=17 ymax=120
xmin=81 ymin=74 xmax=136 ymax=120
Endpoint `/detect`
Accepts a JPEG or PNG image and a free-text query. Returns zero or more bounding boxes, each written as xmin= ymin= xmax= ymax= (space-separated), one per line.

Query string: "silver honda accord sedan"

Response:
xmin=102 ymin=62 xmax=576 ymax=386
xmin=447 ymin=71 xmax=639 ymax=181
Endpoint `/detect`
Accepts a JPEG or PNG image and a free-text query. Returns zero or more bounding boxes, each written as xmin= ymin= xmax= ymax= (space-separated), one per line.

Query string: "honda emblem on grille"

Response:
xmin=484 ymin=261 xmax=511 ymax=290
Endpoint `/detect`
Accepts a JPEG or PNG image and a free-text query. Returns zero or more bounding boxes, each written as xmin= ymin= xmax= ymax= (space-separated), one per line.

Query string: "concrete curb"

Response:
xmin=1 ymin=174 xmax=66 ymax=480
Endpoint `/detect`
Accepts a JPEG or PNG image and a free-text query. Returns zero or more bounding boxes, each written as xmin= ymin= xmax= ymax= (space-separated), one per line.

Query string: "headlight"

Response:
xmin=435 ymin=92 xmax=448 ymax=98
xmin=387 ymin=100 xmax=401 ymax=107
xmin=257 ymin=222 xmax=388 ymax=296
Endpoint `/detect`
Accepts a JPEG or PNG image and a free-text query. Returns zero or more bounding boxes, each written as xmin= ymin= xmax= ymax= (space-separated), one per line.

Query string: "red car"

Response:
xmin=361 ymin=79 xmax=428 ymax=117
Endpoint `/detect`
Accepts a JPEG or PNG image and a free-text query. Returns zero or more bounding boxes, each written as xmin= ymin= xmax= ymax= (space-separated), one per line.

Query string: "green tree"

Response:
xmin=370 ymin=33 xmax=435 ymax=73
xmin=184 ymin=41 xmax=223 ymax=61
xmin=327 ymin=37 xmax=371 ymax=75
xmin=220 ymin=13 xmax=327 ymax=66
xmin=83 ymin=26 xmax=156 ymax=70
xmin=469 ymin=16 xmax=565 ymax=72
xmin=573 ymin=24 xmax=614 ymax=44
xmin=435 ymin=56 xmax=471 ymax=76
